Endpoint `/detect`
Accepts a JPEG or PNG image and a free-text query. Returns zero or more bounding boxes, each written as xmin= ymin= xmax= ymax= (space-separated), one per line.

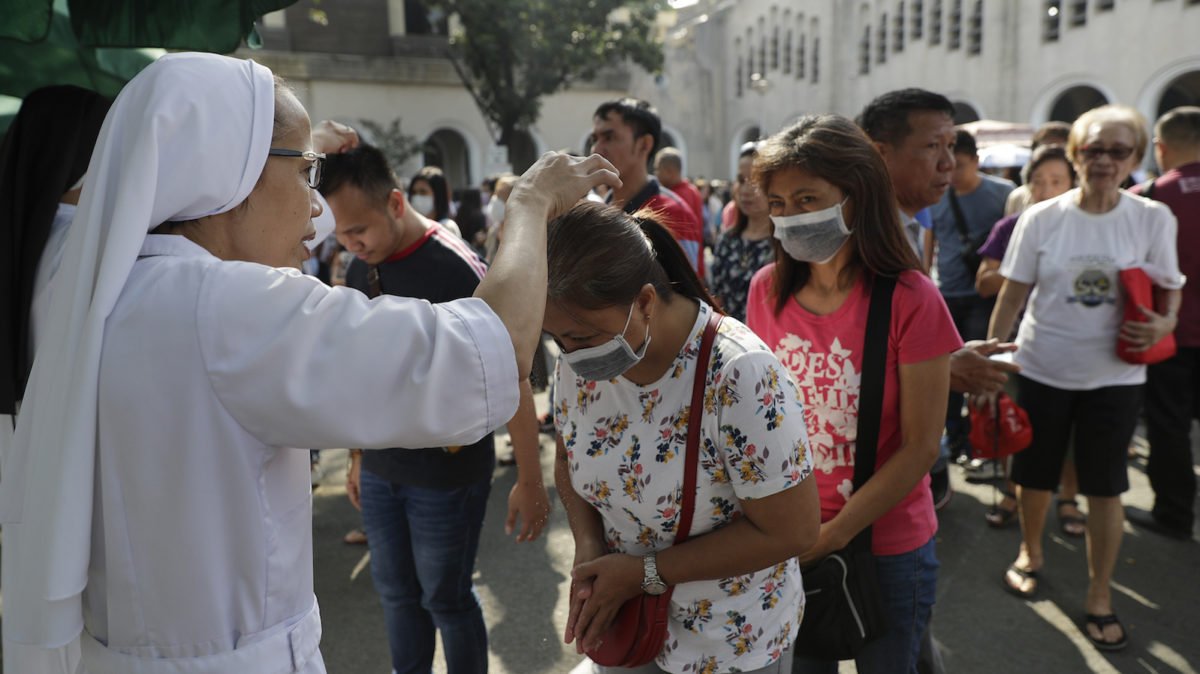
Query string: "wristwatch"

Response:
xmin=642 ymin=552 xmax=668 ymax=595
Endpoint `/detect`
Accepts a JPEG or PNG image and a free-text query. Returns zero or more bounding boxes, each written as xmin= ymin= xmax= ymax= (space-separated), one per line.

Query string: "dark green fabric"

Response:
xmin=0 ymin=7 xmax=157 ymax=100
xmin=0 ymin=0 xmax=296 ymax=51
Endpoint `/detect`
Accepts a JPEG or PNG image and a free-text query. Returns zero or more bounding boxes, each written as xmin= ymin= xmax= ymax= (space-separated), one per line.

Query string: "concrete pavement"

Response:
xmin=311 ymin=402 xmax=1200 ymax=674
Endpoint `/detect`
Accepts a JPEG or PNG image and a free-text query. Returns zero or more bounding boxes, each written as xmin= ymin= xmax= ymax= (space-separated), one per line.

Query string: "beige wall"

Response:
xmin=246 ymin=50 xmax=627 ymax=187
xmin=639 ymin=0 xmax=1200 ymax=179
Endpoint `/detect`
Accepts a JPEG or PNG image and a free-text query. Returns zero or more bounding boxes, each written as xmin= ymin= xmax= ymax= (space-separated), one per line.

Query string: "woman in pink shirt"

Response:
xmin=745 ymin=115 xmax=962 ymax=674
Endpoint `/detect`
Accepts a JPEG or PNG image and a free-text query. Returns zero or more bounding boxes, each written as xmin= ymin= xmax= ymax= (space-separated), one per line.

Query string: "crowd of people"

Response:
xmin=0 ymin=50 xmax=1197 ymax=674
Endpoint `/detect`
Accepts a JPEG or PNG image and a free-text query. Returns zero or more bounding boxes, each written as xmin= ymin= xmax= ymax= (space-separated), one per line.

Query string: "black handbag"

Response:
xmin=793 ymin=275 xmax=894 ymax=661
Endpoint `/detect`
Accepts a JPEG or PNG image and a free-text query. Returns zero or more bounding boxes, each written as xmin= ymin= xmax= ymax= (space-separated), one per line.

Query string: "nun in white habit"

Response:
xmin=0 ymin=53 xmax=619 ymax=674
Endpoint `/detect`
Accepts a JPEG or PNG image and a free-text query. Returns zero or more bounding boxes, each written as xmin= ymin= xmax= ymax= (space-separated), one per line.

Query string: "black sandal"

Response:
xmin=1084 ymin=613 xmax=1128 ymax=651
xmin=986 ymin=490 xmax=1018 ymax=528
xmin=1003 ymin=564 xmax=1039 ymax=598
xmin=1058 ymin=498 xmax=1087 ymax=538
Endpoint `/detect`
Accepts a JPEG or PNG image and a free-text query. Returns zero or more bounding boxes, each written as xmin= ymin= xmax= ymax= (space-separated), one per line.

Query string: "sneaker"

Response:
xmin=930 ymin=468 xmax=953 ymax=511
xmin=964 ymin=458 xmax=1005 ymax=482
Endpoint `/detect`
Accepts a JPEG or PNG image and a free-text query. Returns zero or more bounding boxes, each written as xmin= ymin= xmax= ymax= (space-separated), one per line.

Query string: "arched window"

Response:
xmin=968 ymin=0 xmax=982 ymax=54
xmin=860 ymin=25 xmax=871 ymax=74
xmin=771 ymin=25 xmax=780 ymax=69
xmin=1044 ymin=0 xmax=1061 ymax=42
xmin=783 ymin=30 xmax=793 ymax=74
xmin=797 ymin=32 xmax=807 ymax=79
xmin=931 ymin=0 xmax=943 ymax=45
xmin=877 ymin=14 xmax=888 ymax=63
xmin=948 ymin=0 xmax=962 ymax=49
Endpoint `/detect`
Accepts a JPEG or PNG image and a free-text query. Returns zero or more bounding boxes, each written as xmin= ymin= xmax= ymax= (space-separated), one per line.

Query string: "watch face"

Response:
xmin=643 ymin=579 xmax=669 ymax=596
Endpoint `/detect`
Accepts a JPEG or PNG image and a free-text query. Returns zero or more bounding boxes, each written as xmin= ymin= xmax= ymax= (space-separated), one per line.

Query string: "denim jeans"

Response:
xmin=359 ymin=469 xmax=491 ymax=674
xmin=940 ymin=294 xmax=995 ymax=465
xmin=793 ymin=537 xmax=939 ymax=674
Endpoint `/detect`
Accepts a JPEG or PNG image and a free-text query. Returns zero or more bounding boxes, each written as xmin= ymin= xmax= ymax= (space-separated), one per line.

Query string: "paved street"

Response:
xmin=311 ymin=397 xmax=1200 ymax=674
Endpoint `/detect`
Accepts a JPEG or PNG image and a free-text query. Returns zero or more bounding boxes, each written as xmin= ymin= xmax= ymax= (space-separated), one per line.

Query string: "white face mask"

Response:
xmin=770 ymin=198 xmax=851 ymax=264
xmin=410 ymin=193 xmax=435 ymax=216
xmin=559 ymin=303 xmax=651 ymax=382
xmin=487 ymin=197 xmax=506 ymax=225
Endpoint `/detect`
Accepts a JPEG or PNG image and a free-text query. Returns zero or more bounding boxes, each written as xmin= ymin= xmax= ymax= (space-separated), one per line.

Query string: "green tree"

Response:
xmin=357 ymin=117 xmax=424 ymax=171
xmin=435 ymin=0 xmax=664 ymax=168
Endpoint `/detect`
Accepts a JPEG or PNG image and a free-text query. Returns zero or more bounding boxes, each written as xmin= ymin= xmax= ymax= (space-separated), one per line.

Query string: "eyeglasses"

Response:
xmin=268 ymin=148 xmax=326 ymax=188
xmin=1079 ymin=145 xmax=1134 ymax=161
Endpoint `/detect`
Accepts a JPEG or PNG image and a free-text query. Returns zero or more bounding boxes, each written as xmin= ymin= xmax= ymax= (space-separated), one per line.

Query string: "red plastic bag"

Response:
xmin=969 ymin=393 xmax=1033 ymax=460
xmin=1117 ymin=267 xmax=1177 ymax=365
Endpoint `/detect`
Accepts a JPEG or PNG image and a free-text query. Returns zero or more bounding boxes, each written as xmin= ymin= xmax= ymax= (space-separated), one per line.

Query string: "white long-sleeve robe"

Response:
xmin=46 ymin=233 xmax=519 ymax=673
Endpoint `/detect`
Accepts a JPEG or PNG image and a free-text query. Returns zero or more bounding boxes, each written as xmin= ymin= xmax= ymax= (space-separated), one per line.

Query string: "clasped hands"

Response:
xmin=564 ymin=551 xmax=644 ymax=654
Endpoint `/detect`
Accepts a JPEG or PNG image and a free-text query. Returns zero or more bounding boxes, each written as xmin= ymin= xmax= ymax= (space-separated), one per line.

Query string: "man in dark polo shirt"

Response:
xmin=590 ymin=97 xmax=706 ymax=276
xmin=320 ymin=144 xmax=549 ymax=673
xmin=1128 ymin=106 xmax=1200 ymax=541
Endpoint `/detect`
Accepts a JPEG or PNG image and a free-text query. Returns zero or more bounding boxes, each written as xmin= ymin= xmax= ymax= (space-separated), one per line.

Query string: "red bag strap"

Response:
xmin=674 ymin=309 xmax=723 ymax=546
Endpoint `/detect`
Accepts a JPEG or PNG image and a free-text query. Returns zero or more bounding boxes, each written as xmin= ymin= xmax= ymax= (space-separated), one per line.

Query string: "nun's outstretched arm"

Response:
xmin=474 ymin=152 xmax=620 ymax=379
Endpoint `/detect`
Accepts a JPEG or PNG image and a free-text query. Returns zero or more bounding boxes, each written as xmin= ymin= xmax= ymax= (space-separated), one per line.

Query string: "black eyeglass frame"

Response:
xmin=268 ymin=148 xmax=326 ymax=188
xmin=1078 ymin=145 xmax=1135 ymax=161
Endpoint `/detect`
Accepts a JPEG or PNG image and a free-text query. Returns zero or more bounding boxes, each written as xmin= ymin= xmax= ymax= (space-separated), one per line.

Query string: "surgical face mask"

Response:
xmin=410 ymin=193 xmax=435 ymax=216
xmin=770 ymin=198 xmax=851 ymax=264
xmin=560 ymin=303 xmax=651 ymax=382
xmin=487 ymin=197 xmax=506 ymax=225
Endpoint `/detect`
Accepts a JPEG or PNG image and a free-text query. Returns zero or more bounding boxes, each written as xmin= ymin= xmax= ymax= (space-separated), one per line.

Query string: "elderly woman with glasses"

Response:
xmin=987 ymin=104 xmax=1183 ymax=652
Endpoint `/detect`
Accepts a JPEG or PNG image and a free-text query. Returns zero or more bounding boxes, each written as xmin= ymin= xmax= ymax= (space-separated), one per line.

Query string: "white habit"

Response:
xmin=0 ymin=53 xmax=520 ymax=674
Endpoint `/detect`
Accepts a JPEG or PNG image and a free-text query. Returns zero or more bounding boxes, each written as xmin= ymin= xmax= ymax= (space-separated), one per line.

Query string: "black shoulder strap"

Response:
xmin=947 ymin=189 xmax=972 ymax=245
xmin=366 ymin=265 xmax=382 ymax=299
xmin=853 ymin=274 xmax=896 ymax=490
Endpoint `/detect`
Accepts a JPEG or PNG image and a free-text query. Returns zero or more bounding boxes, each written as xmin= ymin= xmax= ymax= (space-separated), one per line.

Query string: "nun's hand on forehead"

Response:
xmin=509 ymin=152 xmax=621 ymax=220
xmin=313 ymin=120 xmax=359 ymax=154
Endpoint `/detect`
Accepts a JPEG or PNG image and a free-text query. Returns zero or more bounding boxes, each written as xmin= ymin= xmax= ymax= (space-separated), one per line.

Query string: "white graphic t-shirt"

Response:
xmin=1001 ymin=189 xmax=1184 ymax=390
xmin=554 ymin=303 xmax=813 ymax=674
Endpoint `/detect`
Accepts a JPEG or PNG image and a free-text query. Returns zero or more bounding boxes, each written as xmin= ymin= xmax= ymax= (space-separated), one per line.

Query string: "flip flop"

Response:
xmin=1003 ymin=564 xmax=1039 ymax=599
xmin=1084 ymin=613 xmax=1128 ymax=651
xmin=986 ymin=490 xmax=1018 ymax=528
xmin=342 ymin=528 xmax=368 ymax=545
xmin=1058 ymin=498 xmax=1087 ymax=538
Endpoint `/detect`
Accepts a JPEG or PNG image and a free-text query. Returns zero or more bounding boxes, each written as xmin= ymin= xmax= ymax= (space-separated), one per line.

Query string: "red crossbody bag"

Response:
xmin=586 ymin=311 xmax=723 ymax=667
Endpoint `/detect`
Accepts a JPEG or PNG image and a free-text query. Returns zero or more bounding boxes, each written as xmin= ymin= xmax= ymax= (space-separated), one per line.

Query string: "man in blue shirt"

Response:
xmin=926 ymin=129 xmax=1015 ymax=466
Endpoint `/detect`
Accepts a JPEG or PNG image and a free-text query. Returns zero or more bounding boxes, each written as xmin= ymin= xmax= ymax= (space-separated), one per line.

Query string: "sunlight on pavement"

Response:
xmin=1028 ymin=600 xmax=1121 ymax=674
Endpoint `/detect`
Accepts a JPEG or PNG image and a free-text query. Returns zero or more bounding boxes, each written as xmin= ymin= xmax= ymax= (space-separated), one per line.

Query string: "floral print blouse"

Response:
xmin=711 ymin=232 xmax=775 ymax=322
xmin=554 ymin=302 xmax=813 ymax=673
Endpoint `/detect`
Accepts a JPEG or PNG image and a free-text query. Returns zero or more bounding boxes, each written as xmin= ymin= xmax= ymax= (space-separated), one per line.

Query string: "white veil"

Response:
xmin=0 ymin=52 xmax=275 ymax=652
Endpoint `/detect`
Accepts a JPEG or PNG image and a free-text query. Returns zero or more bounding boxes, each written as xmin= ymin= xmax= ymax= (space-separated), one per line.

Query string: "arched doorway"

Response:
xmin=1157 ymin=70 xmax=1200 ymax=118
xmin=506 ymin=129 xmax=539 ymax=174
xmin=423 ymin=128 xmax=471 ymax=190
xmin=1049 ymin=85 xmax=1109 ymax=124
xmin=952 ymin=101 xmax=981 ymax=124
xmin=661 ymin=130 xmax=679 ymax=154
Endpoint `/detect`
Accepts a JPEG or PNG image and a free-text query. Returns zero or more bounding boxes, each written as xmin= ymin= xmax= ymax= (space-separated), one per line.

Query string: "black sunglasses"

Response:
xmin=268 ymin=148 xmax=326 ymax=188
xmin=1079 ymin=145 xmax=1134 ymax=161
